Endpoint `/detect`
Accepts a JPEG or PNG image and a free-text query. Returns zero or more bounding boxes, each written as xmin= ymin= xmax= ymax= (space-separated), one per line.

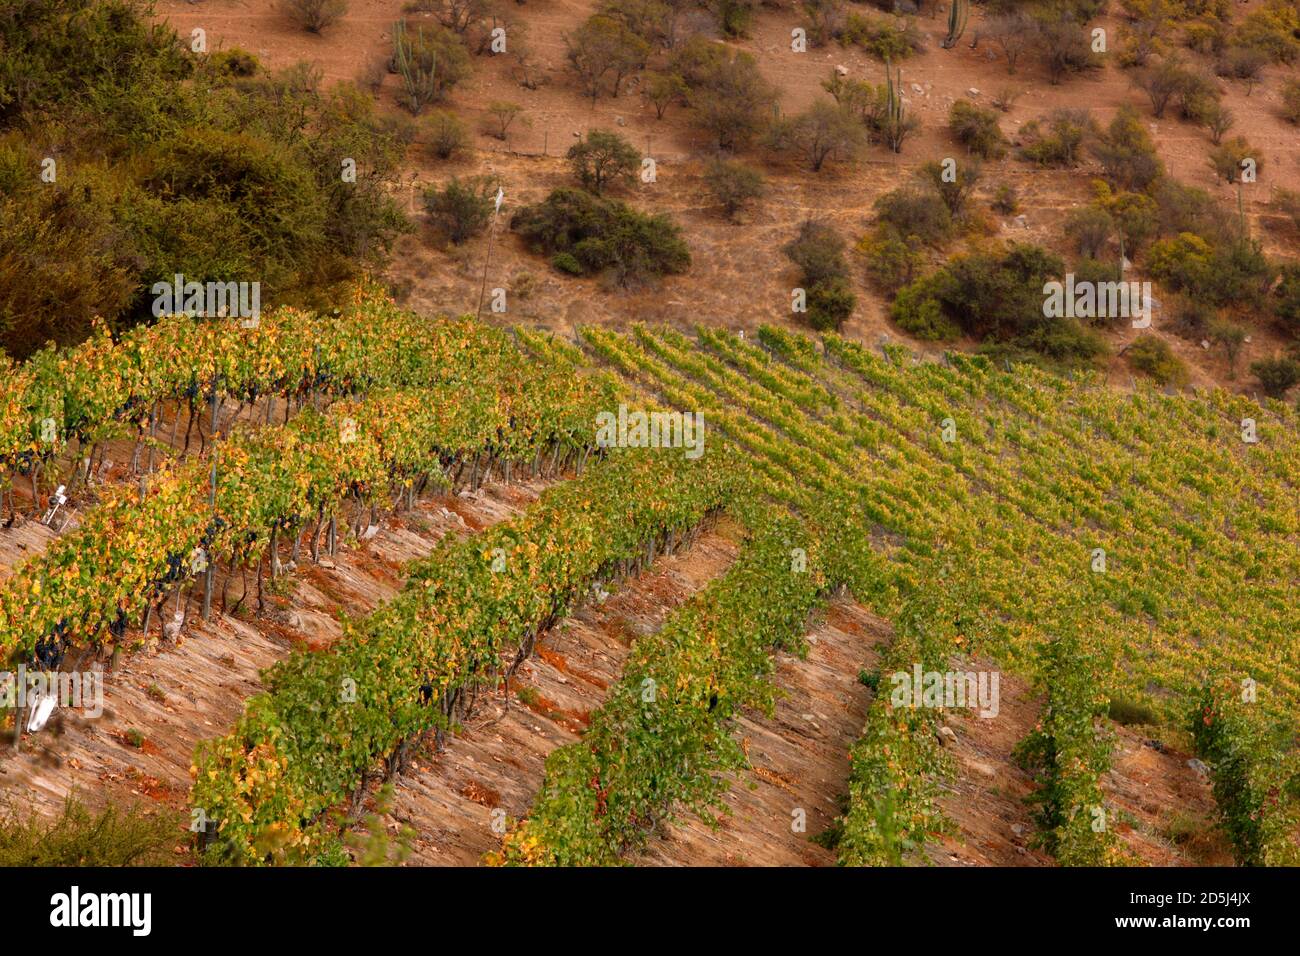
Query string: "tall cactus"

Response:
xmin=392 ymin=20 xmax=439 ymax=114
xmin=941 ymin=0 xmax=969 ymax=49
xmin=883 ymin=60 xmax=910 ymax=153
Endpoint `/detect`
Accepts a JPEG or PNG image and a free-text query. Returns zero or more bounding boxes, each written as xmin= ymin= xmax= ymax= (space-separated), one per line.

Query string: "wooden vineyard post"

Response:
xmin=202 ymin=454 xmax=217 ymax=622
xmin=476 ymin=187 xmax=505 ymax=320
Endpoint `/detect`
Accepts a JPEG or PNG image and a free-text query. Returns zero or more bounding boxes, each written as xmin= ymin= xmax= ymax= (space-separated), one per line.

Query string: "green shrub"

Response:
xmin=1018 ymin=109 xmax=1094 ymax=167
xmin=702 ymin=158 xmax=765 ymax=220
xmin=551 ymin=251 xmax=584 ymax=275
xmin=891 ymin=276 xmax=959 ymax=340
xmin=806 ymin=275 xmax=857 ymax=332
xmin=1147 ymin=232 xmax=1214 ymax=293
xmin=424 ymin=175 xmax=497 ymax=244
xmin=872 ymin=187 xmax=952 ymax=247
xmin=1108 ymin=697 xmax=1161 ymax=727
xmin=763 ymin=100 xmax=865 ymax=171
xmin=1065 ymin=206 xmax=1114 ymax=259
xmin=1250 ymin=356 xmax=1300 ymax=398
xmin=1092 ymin=183 xmax=1159 ymax=253
xmin=1189 ymin=680 xmax=1300 ymax=866
xmin=1091 ymin=105 xmax=1164 ymax=191
xmin=861 ymin=231 xmax=924 ymax=294
xmin=1235 ymin=0 xmax=1300 ymax=64
xmin=949 ymin=99 xmax=1007 ymax=159
xmin=991 ymin=183 xmax=1018 ymax=215
xmin=839 ymin=12 xmax=924 ymax=60
xmin=279 ymin=0 xmax=349 ymax=34
xmin=894 ymin=242 xmax=1106 ymax=367
xmin=1148 ymin=232 xmax=1271 ymax=306
xmin=785 ymin=220 xmax=855 ymax=331
xmin=1215 ymin=45 xmax=1269 ymax=87
xmin=0 ymin=3 xmax=409 ymax=356
xmin=711 ymin=0 xmax=758 ymax=37
xmin=671 ymin=38 xmax=776 ymax=150
xmin=1207 ymin=317 xmax=1248 ymax=377
xmin=512 ymin=187 xmax=690 ymax=286
xmin=0 ymin=796 xmax=175 ymax=867
xmin=1127 ymin=334 xmax=1189 ymax=386
xmin=1153 ymin=177 xmax=1220 ymax=239
xmin=784 ymin=219 xmax=849 ymax=286
xmin=566 ymin=129 xmax=641 ymax=195
xmin=209 ymin=48 xmax=261 ymax=78
xmin=1274 ymin=264 xmax=1300 ymax=338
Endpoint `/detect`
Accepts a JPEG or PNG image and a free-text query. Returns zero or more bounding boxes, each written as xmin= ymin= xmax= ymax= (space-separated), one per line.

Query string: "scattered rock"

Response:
xmin=1188 ymin=757 xmax=1211 ymax=778
xmin=615 ymin=115 xmax=625 ymax=126
xmin=911 ymin=83 xmax=924 ymax=94
xmin=1013 ymin=214 xmax=1028 ymax=228
xmin=1011 ymin=823 xmax=1026 ymax=837
xmin=1201 ymin=339 xmax=1212 ymax=350
xmin=835 ymin=64 xmax=849 ymax=76
xmin=968 ymin=759 xmax=997 ymax=778
xmin=1145 ymin=738 xmax=1170 ymax=754
xmin=1121 ymin=255 xmax=1133 ymax=271
xmin=968 ymin=87 xmax=981 ymax=96
xmin=1244 ymin=335 xmax=1252 ymax=343
xmin=937 ymin=725 xmax=958 ymax=746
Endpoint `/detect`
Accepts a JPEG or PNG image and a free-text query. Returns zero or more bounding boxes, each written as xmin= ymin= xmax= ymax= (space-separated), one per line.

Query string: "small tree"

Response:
xmin=426 ymin=110 xmax=470 ymax=159
xmin=566 ymin=130 xmax=640 ymax=194
xmin=1216 ymin=46 xmax=1268 ymax=94
xmin=485 ymin=101 xmax=527 ymax=140
xmin=917 ymin=159 xmax=981 ymax=217
xmin=280 ymin=0 xmax=348 ymax=34
xmin=703 ymin=158 xmax=765 ymax=221
xmin=801 ymin=0 xmax=847 ymax=48
xmin=424 ymin=175 xmax=496 ymax=244
xmin=1207 ymin=317 xmax=1247 ymax=378
xmin=1132 ymin=56 xmax=1189 ymax=118
xmin=1205 ymin=101 xmax=1235 ymax=145
xmin=1208 ymin=137 xmax=1261 ymax=183
xmin=1065 ymin=206 xmax=1114 ymax=259
xmin=1280 ymin=78 xmax=1300 ymax=123
xmin=983 ymin=13 xmax=1033 ymax=74
xmin=642 ymin=71 xmax=687 ymax=120
xmin=565 ymin=15 xmax=649 ymax=102
xmin=438 ymin=0 xmax=491 ymax=36
xmin=766 ymin=101 xmax=864 ymax=172
xmin=684 ymin=49 xmax=777 ymax=151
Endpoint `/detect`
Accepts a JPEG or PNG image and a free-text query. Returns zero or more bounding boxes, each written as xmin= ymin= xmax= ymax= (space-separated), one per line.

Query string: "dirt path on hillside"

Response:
xmin=375 ymin=521 xmax=742 ymax=865
xmin=0 ymin=480 xmax=545 ymax=836
xmin=924 ymin=660 xmax=1054 ymax=867
xmin=628 ymin=599 xmax=886 ymax=867
xmin=925 ymin=661 xmax=1226 ymax=867
xmin=1105 ymin=727 xmax=1232 ymax=866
